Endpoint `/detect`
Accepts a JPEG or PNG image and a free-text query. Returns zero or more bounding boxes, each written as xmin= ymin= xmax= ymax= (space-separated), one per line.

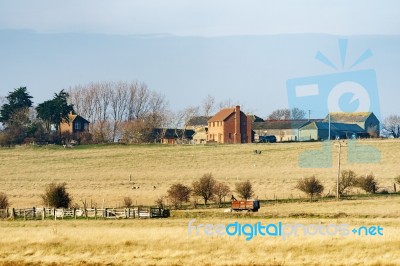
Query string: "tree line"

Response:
xmin=2 ymin=83 xmax=400 ymax=146
xmin=0 ymin=87 xmax=73 ymax=146
xmin=0 ymin=83 xmax=239 ymax=146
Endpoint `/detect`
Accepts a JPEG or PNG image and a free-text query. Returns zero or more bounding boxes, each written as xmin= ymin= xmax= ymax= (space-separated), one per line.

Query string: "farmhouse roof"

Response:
xmin=324 ymin=112 xmax=373 ymax=123
xmin=63 ymin=114 xmax=90 ymax=124
xmin=253 ymin=119 xmax=321 ymax=130
xmin=247 ymin=114 xmax=264 ymax=123
xmin=208 ymin=108 xmax=236 ymax=122
xmin=152 ymin=128 xmax=195 ymax=139
xmin=303 ymin=122 xmax=365 ymax=132
xmin=187 ymin=116 xmax=212 ymax=126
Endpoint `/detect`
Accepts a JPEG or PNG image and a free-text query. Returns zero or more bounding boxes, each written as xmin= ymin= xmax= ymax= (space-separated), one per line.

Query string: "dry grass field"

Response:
xmin=0 ymin=139 xmax=399 ymax=207
xmin=0 ymin=198 xmax=399 ymax=266
xmin=1 ymin=140 xmax=400 ymax=265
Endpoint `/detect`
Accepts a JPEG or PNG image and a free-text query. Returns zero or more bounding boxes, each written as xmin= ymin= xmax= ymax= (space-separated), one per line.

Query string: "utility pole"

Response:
xmin=336 ymin=141 xmax=342 ymax=201
xmin=308 ymin=110 xmax=311 ymax=121
xmin=328 ymin=113 xmax=331 ymax=141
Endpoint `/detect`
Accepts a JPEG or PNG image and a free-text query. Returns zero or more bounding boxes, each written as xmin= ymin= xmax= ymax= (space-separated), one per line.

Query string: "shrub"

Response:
xmin=295 ymin=176 xmax=324 ymax=201
xmin=356 ymin=174 xmax=377 ymax=193
xmin=214 ymin=182 xmax=230 ymax=207
xmin=338 ymin=170 xmax=357 ymax=196
xmin=235 ymin=180 xmax=254 ymax=200
xmin=167 ymin=183 xmax=192 ymax=209
xmin=192 ymin=173 xmax=216 ymax=205
xmin=395 ymin=175 xmax=400 ymax=186
xmin=155 ymin=196 xmax=165 ymax=209
xmin=123 ymin=196 xmax=133 ymax=207
xmin=0 ymin=192 xmax=9 ymax=209
xmin=41 ymin=182 xmax=72 ymax=208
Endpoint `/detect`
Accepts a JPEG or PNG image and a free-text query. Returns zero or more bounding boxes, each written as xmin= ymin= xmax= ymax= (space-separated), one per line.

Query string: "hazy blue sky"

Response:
xmin=0 ymin=1 xmax=399 ymax=117
xmin=1 ymin=0 xmax=400 ymax=36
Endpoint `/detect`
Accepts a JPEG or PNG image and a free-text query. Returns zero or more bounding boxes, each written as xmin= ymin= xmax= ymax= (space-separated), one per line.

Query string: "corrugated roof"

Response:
xmin=313 ymin=122 xmax=364 ymax=132
xmin=325 ymin=112 xmax=372 ymax=123
xmin=253 ymin=119 xmax=321 ymax=130
xmin=208 ymin=108 xmax=235 ymax=122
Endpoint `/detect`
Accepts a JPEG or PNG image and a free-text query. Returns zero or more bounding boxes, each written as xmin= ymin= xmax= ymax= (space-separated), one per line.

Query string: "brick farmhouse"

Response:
xmin=207 ymin=106 xmax=251 ymax=144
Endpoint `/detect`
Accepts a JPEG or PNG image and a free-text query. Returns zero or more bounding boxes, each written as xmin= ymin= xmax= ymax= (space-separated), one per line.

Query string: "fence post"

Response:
xmin=6 ymin=208 xmax=9 ymax=219
xmin=54 ymin=208 xmax=57 ymax=221
xmin=42 ymin=208 xmax=45 ymax=220
xmin=95 ymin=208 xmax=97 ymax=220
xmin=74 ymin=208 xmax=76 ymax=220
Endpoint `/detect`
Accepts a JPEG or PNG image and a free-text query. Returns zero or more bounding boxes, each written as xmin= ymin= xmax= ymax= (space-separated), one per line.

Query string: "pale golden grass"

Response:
xmin=0 ymin=190 xmax=399 ymax=265
xmin=0 ymin=139 xmax=399 ymax=207
xmin=0 ymin=211 xmax=399 ymax=265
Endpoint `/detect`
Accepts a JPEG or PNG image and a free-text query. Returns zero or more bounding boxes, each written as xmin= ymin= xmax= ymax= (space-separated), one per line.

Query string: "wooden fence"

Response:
xmin=0 ymin=207 xmax=170 ymax=220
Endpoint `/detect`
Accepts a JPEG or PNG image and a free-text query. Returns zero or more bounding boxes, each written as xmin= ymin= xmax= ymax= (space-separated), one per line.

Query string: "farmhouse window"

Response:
xmin=74 ymin=122 xmax=81 ymax=130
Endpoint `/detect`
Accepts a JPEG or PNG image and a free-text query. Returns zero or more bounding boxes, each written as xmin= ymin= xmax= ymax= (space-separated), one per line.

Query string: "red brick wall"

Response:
xmin=207 ymin=106 xmax=252 ymax=144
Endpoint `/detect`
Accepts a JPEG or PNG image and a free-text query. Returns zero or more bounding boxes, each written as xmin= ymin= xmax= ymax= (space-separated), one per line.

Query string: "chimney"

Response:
xmin=234 ymin=105 xmax=241 ymax=144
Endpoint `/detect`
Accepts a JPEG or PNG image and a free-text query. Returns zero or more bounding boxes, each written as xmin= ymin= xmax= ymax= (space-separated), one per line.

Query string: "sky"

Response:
xmin=0 ymin=1 xmax=399 ymax=118
xmin=1 ymin=0 xmax=400 ymax=36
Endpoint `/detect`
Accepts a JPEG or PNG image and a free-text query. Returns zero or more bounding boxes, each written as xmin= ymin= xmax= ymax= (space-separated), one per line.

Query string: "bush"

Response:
xmin=214 ymin=182 xmax=230 ymax=207
xmin=167 ymin=183 xmax=192 ymax=209
xmin=395 ymin=175 xmax=400 ymax=186
xmin=338 ymin=170 xmax=357 ymax=196
xmin=192 ymin=173 xmax=216 ymax=205
xmin=123 ymin=196 xmax=133 ymax=207
xmin=41 ymin=182 xmax=72 ymax=208
xmin=155 ymin=196 xmax=165 ymax=209
xmin=295 ymin=176 xmax=324 ymax=201
xmin=0 ymin=192 xmax=9 ymax=209
xmin=356 ymin=174 xmax=377 ymax=193
xmin=235 ymin=180 xmax=254 ymax=200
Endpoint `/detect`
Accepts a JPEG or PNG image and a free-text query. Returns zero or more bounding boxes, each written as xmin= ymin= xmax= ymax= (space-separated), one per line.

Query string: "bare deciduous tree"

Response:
xmin=338 ymin=170 xmax=357 ymax=196
xmin=202 ymin=94 xmax=216 ymax=116
xmin=68 ymin=80 xmax=169 ymax=143
xmin=268 ymin=108 xmax=306 ymax=120
xmin=170 ymin=106 xmax=199 ymax=143
xmin=110 ymin=82 xmax=129 ymax=141
xmin=395 ymin=175 xmax=400 ymax=186
xmin=148 ymin=91 xmax=168 ymax=128
xmin=235 ymin=180 xmax=254 ymax=200
xmin=382 ymin=115 xmax=400 ymax=138
xmin=214 ymin=182 xmax=230 ymax=207
xmin=268 ymin=108 xmax=290 ymax=120
xmin=167 ymin=183 xmax=192 ymax=209
xmin=0 ymin=192 xmax=9 ymax=209
xmin=356 ymin=174 xmax=377 ymax=193
xmin=295 ymin=176 xmax=324 ymax=201
xmin=192 ymin=173 xmax=216 ymax=205
xmin=132 ymin=82 xmax=150 ymax=120
xmin=123 ymin=196 xmax=133 ymax=207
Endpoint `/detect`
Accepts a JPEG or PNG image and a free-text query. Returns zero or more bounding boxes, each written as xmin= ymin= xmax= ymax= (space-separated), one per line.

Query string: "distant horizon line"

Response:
xmin=1 ymin=29 xmax=400 ymax=38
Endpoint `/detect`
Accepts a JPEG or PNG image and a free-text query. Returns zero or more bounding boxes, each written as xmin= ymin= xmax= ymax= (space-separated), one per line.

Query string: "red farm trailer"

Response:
xmin=230 ymin=197 xmax=260 ymax=212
